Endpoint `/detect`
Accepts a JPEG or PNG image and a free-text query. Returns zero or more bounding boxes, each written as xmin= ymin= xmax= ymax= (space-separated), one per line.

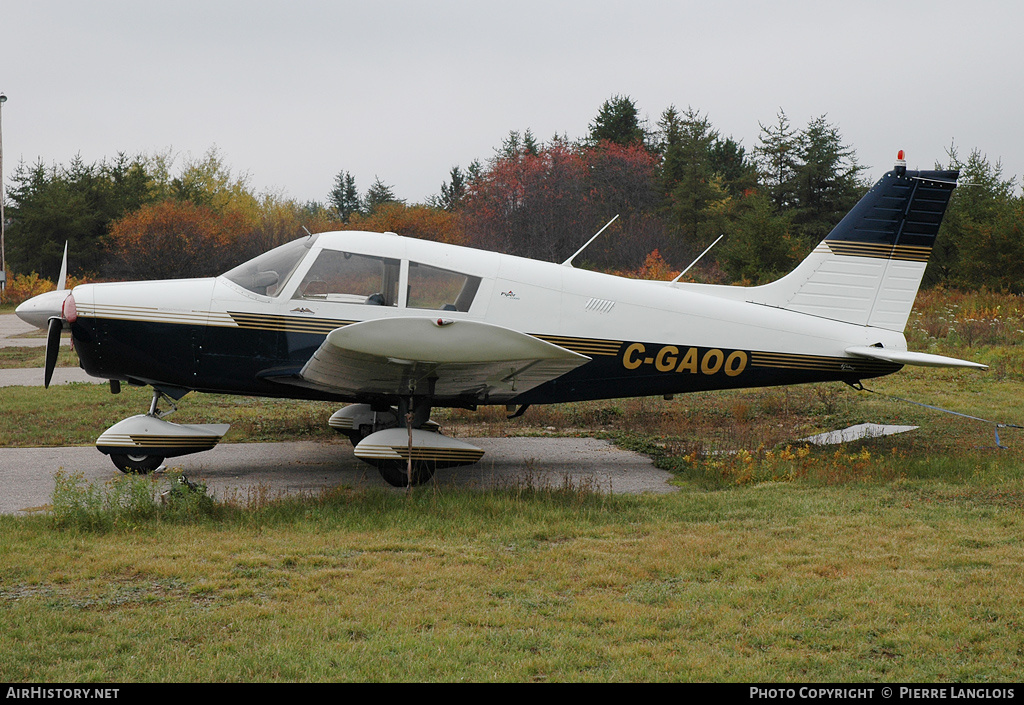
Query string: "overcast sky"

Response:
xmin=2 ymin=0 xmax=1021 ymax=206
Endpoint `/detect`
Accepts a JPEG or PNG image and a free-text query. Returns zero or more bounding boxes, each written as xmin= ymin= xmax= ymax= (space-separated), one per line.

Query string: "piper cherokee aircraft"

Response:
xmin=16 ymin=152 xmax=985 ymax=486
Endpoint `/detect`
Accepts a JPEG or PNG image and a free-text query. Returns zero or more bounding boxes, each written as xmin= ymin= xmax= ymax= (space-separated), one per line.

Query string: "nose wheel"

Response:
xmin=110 ymin=453 xmax=165 ymax=475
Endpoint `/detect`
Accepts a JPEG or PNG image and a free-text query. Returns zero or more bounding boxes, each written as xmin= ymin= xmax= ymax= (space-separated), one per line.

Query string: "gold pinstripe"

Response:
xmin=750 ymin=351 xmax=898 ymax=373
xmin=825 ymin=240 xmax=932 ymax=262
xmin=80 ymin=303 xmax=234 ymax=327
xmin=355 ymin=444 xmax=485 ymax=462
xmin=79 ymin=302 xmax=899 ymax=376
xmin=97 ymin=433 xmax=223 ymax=449
xmin=533 ymin=334 xmax=622 ymax=357
xmin=77 ymin=302 xmax=903 ymax=379
xmin=76 ymin=303 xmax=358 ymax=333
xmin=228 ymin=312 xmax=355 ymax=334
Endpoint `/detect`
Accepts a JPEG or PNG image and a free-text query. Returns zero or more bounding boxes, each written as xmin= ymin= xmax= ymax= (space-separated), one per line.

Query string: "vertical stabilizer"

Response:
xmin=743 ymin=157 xmax=957 ymax=332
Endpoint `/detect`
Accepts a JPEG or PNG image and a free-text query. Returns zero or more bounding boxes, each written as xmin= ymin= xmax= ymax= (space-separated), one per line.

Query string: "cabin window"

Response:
xmin=293 ymin=250 xmax=400 ymax=306
xmin=407 ymin=262 xmax=481 ymax=312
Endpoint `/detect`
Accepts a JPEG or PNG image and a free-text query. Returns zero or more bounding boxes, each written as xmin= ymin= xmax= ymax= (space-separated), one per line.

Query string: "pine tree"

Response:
xmin=655 ymin=105 xmax=685 ymax=198
xmin=708 ymin=137 xmax=757 ymax=196
xmin=437 ymin=166 xmax=468 ymax=212
xmin=929 ymin=145 xmax=1019 ymax=289
xmin=329 ymin=170 xmax=361 ymax=222
xmin=664 ymin=108 xmax=730 ymax=248
xmin=588 ymin=95 xmax=646 ymax=147
xmin=363 ymin=176 xmax=402 ymax=214
xmin=6 ymin=154 xmax=153 ymax=279
xmin=718 ymin=192 xmax=797 ymax=283
xmin=753 ymin=109 xmax=800 ymax=210
xmin=496 ymin=130 xmax=540 ymax=161
xmin=791 ymin=115 xmax=865 ymax=242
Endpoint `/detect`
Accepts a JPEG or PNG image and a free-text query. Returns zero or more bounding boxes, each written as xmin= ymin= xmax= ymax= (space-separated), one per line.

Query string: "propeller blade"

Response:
xmin=44 ymin=317 xmax=62 ymax=389
xmin=57 ymin=241 xmax=69 ymax=291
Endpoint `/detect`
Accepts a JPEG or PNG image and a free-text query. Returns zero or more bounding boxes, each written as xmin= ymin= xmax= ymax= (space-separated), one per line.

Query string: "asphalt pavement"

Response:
xmin=0 ymin=312 xmax=46 ymax=347
xmin=0 ymin=437 xmax=674 ymax=514
xmin=0 ymin=312 xmax=104 ymax=385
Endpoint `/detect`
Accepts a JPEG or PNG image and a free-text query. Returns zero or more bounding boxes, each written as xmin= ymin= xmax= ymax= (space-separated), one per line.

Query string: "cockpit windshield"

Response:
xmin=222 ymin=235 xmax=318 ymax=296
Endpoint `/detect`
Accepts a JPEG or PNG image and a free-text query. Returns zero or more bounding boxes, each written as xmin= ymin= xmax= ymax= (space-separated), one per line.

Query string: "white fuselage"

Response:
xmin=64 ymin=231 xmax=907 ymax=406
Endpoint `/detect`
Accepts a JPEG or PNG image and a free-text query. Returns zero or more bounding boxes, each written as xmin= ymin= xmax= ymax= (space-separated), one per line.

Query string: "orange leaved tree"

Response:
xmin=105 ymin=200 xmax=250 ymax=280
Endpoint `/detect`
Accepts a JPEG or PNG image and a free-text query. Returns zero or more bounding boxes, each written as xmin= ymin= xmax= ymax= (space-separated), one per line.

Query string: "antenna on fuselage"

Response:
xmin=670 ymin=234 xmax=724 ymax=283
xmin=302 ymin=226 xmax=313 ymax=237
xmin=561 ymin=214 xmax=619 ymax=267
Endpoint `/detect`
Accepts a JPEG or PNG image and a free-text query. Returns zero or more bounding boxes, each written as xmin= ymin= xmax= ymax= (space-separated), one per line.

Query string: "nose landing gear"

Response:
xmin=96 ymin=389 xmax=230 ymax=474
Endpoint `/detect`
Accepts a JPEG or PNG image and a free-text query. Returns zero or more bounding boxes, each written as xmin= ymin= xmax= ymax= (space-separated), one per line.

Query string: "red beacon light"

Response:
xmin=895 ymin=149 xmax=907 ymax=175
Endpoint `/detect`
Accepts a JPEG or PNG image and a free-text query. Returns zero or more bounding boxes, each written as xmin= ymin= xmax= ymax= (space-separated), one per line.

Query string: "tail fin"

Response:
xmin=745 ymin=159 xmax=958 ymax=332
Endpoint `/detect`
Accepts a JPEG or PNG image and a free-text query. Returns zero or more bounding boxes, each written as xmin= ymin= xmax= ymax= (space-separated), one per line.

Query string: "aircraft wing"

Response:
xmin=279 ymin=317 xmax=590 ymax=402
xmin=845 ymin=345 xmax=987 ymax=369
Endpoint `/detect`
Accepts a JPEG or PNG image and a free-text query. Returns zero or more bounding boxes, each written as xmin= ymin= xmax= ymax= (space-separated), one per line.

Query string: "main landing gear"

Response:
xmin=95 ymin=391 xmax=484 ymax=487
xmin=96 ymin=389 xmax=230 ymax=475
xmin=329 ymin=401 xmax=485 ymax=487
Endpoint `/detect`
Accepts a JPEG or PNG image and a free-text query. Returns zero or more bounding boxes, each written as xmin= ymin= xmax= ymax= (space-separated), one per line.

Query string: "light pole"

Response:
xmin=0 ymin=91 xmax=6 ymax=293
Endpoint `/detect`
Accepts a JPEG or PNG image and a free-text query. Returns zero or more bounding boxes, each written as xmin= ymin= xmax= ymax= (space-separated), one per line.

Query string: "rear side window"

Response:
xmin=407 ymin=262 xmax=481 ymax=312
xmin=294 ymin=250 xmax=400 ymax=306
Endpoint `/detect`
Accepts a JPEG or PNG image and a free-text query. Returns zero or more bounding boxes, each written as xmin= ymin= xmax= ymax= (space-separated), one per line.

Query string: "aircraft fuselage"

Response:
xmin=67 ymin=231 xmax=904 ymax=407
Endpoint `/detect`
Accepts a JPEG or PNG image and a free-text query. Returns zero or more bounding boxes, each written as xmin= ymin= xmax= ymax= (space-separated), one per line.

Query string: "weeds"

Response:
xmin=906 ymin=288 xmax=1024 ymax=352
xmin=50 ymin=470 xmax=220 ymax=531
xmin=43 ymin=461 xmax=619 ymax=535
xmin=678 ymin=445 xmax=905 ymax=486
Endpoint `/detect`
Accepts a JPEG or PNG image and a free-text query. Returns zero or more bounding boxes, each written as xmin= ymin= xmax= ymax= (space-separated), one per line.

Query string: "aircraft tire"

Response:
xmin=377 ymin=460 xmax=436 ymax=487
xmin=110 ymin=453 xmax=165 ymax=475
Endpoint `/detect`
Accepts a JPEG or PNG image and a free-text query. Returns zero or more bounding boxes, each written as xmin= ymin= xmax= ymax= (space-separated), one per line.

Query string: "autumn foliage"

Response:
xmin=0 ymin=272 xmax=93 ymax=305
xmin=343 ymin=203 xmax=463 ymax=246
xmin=611 ymin=249 xmax=679 ymax=281
xmin=105 ymin=200 xmax=250 ymax=280
xmin=460 ymin=140 xmax=663 ymax=268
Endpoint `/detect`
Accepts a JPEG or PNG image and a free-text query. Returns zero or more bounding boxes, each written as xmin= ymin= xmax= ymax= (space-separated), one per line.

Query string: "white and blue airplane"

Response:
xmin=16 ymin=153 xmax=984 ymax=485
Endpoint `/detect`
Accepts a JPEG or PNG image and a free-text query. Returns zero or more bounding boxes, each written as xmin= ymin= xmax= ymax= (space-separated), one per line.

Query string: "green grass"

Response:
xmin=1 ymin=476 xmax=1022 ymax=682
xmin=0 ymin=344 xmax=78 ymax=369
xmin=0 ymin=384 xmax=341 ymax=446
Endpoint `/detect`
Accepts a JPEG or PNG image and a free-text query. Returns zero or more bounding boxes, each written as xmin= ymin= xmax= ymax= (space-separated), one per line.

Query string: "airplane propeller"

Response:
xmin=14 ymin=241 xmax=74 ymax=388
xmin=44 ymin=242 xmax=73 ymax=389
xmin=44 ymin=317 xmax=62 ymax=389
